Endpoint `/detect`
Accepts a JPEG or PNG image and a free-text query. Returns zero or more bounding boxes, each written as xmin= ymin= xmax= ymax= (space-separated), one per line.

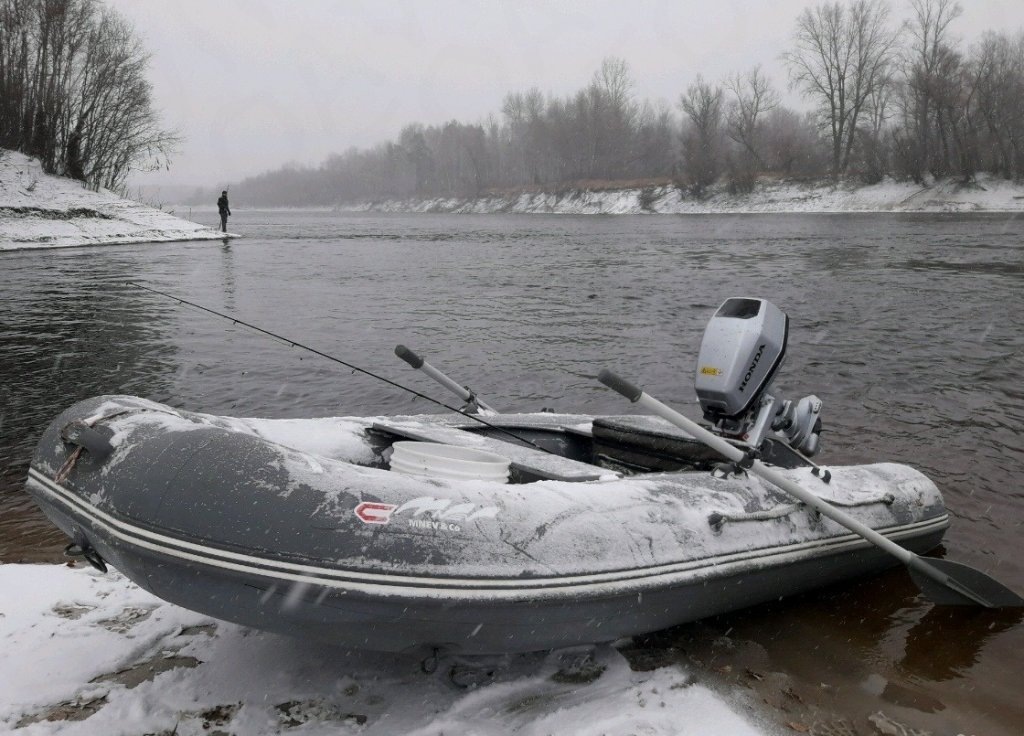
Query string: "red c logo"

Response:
xmin=354 ymin=502 xmax=397 ymax=524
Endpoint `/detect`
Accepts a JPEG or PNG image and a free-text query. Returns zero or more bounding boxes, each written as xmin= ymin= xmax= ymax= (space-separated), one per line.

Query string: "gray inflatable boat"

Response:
xmin=24 ymin=298 xmax=950 ymax=655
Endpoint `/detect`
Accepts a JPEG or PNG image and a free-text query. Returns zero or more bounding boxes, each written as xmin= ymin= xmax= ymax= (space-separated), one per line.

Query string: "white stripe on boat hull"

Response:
xmin=27 ymin=467 xmax=949 ymax=603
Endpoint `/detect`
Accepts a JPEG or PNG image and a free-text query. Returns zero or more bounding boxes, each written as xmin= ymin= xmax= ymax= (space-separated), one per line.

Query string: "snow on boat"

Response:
xmin=24 ymin=298 xmax=950 ymax=655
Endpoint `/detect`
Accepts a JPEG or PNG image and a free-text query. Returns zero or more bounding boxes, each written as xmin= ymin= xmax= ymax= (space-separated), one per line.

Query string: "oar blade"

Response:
xmin=909 ymin=558 xmax=1024 ymax=608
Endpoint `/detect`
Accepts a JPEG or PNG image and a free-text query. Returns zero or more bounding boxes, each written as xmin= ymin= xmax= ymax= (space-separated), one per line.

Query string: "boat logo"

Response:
xmin=354 ymin=496 xmax=499 ymax=532
xmin=354 ymin=502 xmax=398 ymax=524
xmin=738 ymin=344 xmax=766 ymax=393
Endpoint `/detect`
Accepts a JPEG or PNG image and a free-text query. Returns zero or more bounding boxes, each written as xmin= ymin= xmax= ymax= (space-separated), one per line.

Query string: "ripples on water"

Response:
xmin=1 ymin=211 xmax=1022 ymax=733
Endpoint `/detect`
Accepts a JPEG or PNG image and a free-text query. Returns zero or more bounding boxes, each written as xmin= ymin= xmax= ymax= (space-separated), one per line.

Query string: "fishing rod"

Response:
xmin=126 ymin=282 xmax=553 ymax=454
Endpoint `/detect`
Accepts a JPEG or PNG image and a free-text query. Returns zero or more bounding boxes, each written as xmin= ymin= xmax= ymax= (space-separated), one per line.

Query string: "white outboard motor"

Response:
xmin=695 ymin=298 xmax=823 ymax=456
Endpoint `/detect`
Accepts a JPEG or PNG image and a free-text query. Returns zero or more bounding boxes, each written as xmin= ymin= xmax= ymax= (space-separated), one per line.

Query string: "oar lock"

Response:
xmin=712 ymin=448 xmax=760 ymax=479
xmin=811 ymin=466 xmax=832 ymax=484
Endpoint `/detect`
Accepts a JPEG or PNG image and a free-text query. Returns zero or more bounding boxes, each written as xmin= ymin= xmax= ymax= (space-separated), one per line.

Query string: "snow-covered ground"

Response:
xmin=0 ymin=563 xmax=774 ymax=736
xmin=340 ymin=175 xmax=1024 ymax=215
xmin=0 ymin=150 xmax=232 ymax=249
xmin=9 ymin=145 xmax=1020 ymax=241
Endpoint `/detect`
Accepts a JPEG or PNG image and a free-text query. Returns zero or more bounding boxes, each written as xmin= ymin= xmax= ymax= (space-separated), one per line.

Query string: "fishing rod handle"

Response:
xmin=597 ymin=369 xmax=643 ymax=403
xmin=395 ymin=345 xmax=424 ymax=369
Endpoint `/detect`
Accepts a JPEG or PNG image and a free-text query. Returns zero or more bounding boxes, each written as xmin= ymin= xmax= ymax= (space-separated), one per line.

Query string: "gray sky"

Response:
xmin=108 ymin=0 xmax=1024 ymax=188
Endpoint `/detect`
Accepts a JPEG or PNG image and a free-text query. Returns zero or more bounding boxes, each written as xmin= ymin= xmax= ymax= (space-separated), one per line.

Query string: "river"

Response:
xmin=1 ymin=211 xmax=1022 ymax=734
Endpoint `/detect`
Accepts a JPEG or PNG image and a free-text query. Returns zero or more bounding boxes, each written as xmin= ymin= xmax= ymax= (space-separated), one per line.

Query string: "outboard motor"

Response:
xmin=695 ymin=298 xmax=823 ymax=456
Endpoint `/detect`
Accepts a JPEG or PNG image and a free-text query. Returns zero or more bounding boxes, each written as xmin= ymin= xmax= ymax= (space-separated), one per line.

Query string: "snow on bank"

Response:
xmin=0 ymin=563 xmax=773 ymax=736
xmin=340 ymin=175 xmax=1024 ymax=215
xmin=0 ymin=150 xmax=233 ymax=250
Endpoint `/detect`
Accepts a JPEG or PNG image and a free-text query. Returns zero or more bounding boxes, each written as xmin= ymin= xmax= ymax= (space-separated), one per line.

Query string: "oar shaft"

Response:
xmin=395 ymin=345 xmax=495 ymax=413
xmin=420 ymin=360 xmax=495 ymax=413
xmin=632 ymin=391 xmax=914 ymax=563
xmin=628 ymin=392 xmax=1000 ymax=602
xmin=422 ymin=361 xmax=473 ymax=402
xmin=597 ymin=371 xmax=1019 ymax=608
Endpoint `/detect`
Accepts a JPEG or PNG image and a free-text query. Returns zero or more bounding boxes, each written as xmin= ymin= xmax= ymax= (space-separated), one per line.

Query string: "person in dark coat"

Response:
xmin=217 ymin=190 xmax=231 ymax=232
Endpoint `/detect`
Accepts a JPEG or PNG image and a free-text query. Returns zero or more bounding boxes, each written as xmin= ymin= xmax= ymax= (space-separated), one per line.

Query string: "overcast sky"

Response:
xmin=107 ymin=0 xmax=1024 ymax=188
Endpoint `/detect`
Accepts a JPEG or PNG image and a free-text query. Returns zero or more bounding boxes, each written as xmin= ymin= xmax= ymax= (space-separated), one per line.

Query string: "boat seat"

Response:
xmin=371 ymin=419 xmax=609 ymax=482
xmin=592 ymin=416 xmax=726 ymax=471
xmin=592 ymin=416 xmax=808 ymax=471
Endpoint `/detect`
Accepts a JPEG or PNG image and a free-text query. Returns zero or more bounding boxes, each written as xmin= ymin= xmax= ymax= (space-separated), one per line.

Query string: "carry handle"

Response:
xmin=61 ymin=420 xmax=114 ymax=461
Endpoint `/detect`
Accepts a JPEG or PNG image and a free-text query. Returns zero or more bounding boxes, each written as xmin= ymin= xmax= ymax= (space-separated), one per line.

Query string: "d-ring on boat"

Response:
xmin=25 ymin=298 xmax=956 ymax=655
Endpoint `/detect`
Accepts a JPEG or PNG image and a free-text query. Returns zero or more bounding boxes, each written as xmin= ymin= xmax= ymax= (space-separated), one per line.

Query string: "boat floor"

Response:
xmin=371 ymin=412 xmax=805 ymax=482
xmin=372 ymin=415 xmax=611 ymax=482
xmin=372 ymin=411 xmax=742 ymax=482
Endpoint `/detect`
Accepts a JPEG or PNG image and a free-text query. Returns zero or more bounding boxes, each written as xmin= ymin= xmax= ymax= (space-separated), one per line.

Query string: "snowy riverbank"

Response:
xmin=0 ymin=150 xmax=232 ymax=249
xmin=0 ymin=563 xmax=775 ymax=736
xmin=339 ymin=175 xmax=1024 ymax=215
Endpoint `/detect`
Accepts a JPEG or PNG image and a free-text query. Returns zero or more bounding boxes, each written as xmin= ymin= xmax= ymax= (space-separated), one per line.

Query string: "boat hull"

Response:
xmin=26 ymin=396 xmax=949 ymax=655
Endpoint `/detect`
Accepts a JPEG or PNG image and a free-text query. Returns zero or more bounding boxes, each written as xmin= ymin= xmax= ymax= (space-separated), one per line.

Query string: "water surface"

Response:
xmin=1 ymin=211 xmax=1021 ymax=733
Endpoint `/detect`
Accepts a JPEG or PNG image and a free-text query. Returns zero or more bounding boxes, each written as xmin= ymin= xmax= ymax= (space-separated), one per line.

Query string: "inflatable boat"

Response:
xmin=24 ymin=298 xmax=952 ymax=655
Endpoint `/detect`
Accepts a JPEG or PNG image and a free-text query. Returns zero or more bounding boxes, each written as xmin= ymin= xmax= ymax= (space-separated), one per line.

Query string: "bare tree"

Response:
xmin=398 ymin=124 xmax=434 ymax=194
xmin=853 ymin=75 xmax=896 ymax=181
xmin=761 ymin=107 xmax=830 ymax=177
xmin=74 ymin=7 xmax=179 ymax=190
xmin=679 ymin=76 xmax=724 ymax=195
xmin=899 ymin=0 xmax=963 ymax=178
xmin=0 ymin=0 xmax=177 ymax=190
xmin=1 ymin=0 xmax=93 ymax=171
xmin=723 ymin=66 xmax=780 ymax=190
xmin=501 ymin=87 xmax=547 ymax=185
xmin=584 ymin=57 xmax=637 ymax=179
xmin=784 ymin=0 xmax=899 ymax=180
xmin=724 ymin=66 xmax=780 ymax=164
xmin=970 ymin=32 xmax=1024 ymax=179
xmin=632 ymin=100 xmax=676 ymax=179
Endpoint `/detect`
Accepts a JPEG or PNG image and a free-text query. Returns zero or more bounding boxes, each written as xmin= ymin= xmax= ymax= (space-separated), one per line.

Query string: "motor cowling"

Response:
xmin=694 ymin=298 xmax=788 ymax=421
xmin=694 ymin=297 xmax=823 ymax=457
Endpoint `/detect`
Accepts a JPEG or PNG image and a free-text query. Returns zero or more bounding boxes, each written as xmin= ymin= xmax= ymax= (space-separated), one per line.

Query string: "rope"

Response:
xmin=708 ymin=492 xmax=895 ymax=532
xmin=54 ymin=447 xmax=83 ymax=484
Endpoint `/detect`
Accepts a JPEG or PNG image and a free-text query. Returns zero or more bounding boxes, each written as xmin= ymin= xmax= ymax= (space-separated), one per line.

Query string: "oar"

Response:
xmin=395 ymin=345 xmax=496 ymax=414
xmin=597 ymin=369 xmax=1024 ymax=609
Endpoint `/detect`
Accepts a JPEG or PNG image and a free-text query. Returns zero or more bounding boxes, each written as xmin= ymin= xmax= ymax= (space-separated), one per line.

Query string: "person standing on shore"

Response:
xmin=217 ymin=190 xmax=231 ymax=232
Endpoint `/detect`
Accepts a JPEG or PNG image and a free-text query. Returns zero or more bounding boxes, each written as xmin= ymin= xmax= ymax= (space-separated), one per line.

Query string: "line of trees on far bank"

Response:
xmin=230 ymin=0 xmax=1024 ymax=207
xmin=0 ymin=0 xmax=177 ymax=191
